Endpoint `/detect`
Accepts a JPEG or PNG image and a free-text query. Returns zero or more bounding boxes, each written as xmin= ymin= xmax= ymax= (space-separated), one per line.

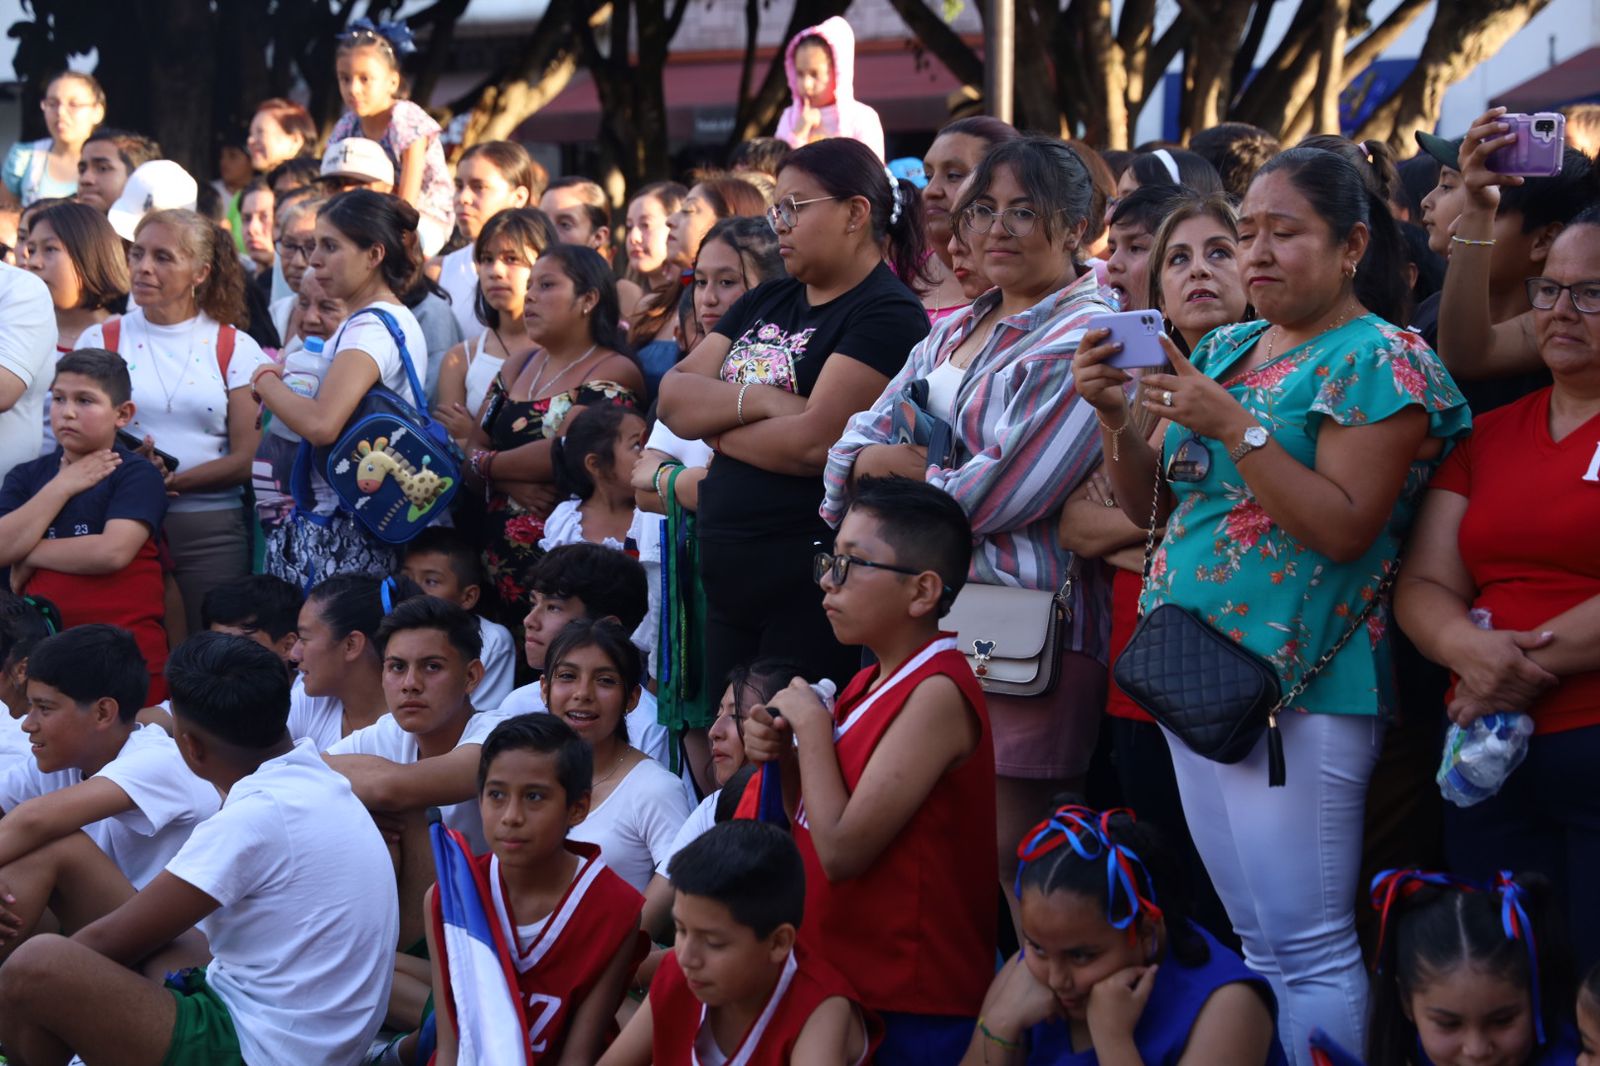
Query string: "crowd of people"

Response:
xmin=0 ymin=13 xmax=1594 ymax=1066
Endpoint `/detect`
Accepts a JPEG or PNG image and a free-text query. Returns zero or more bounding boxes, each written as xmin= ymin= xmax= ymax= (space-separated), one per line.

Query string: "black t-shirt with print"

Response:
xmin=699 ymin=262 xmax=929 ymax=540
xmin=1411 ymin=291 xmax=1550 ymax=415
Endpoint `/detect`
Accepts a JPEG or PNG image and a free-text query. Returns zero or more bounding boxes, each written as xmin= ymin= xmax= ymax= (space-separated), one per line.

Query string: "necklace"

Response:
xmin=1261 ymin=301 xmax=1360 ymax=367
xmin=137 ymin=312 xmax=202 ymax=414
xmin=523 ymin=344 xmax=600 ymax=402
xmin=593 ymin=747 xmax=629 ymax=786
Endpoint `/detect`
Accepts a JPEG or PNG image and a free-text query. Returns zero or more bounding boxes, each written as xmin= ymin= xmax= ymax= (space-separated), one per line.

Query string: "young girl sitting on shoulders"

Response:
xmin=1367 ymin=869 xmax=1578 ymax=1066
xmin=329 ymin=19 xmax=453 ymax=254
xmin=964 ymin=804 xmax=1284 ymax=1066
xmin=540 ymin=403 xmax=647 ymax=554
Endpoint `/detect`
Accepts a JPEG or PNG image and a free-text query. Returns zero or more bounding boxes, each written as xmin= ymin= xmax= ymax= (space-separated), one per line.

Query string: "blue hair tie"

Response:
xmin=380 ymin=576 xmax=396 ymax=614
xmin=339 ymin=17 xmax=417 ymax=57
xmin=1494 ymin=872 xmax=1546 ymax=1046
xmin=1014 ymin=805 xmax=1163 ymax=935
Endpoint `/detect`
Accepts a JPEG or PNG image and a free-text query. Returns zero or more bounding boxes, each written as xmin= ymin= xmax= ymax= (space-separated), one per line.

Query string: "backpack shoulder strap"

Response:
xmin=102 ymin=316 xmax=121 ymax=351
xmin=216 ymin=324 xmax=237 ymax=381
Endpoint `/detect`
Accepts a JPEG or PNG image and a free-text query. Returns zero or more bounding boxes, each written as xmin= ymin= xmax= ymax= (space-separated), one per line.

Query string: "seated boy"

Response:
xmin=601 ymin=820 xmax=873 ymax=1065
xmin=500 ymin=544 xmax=672 ymax=770
xmin=424 ymin=714 xmax=646 ymax=1066
xmin=325 ymin=595 xmax=501 ymax=972
xmin=0 ymin=632 xmax=399 ymax=1066
xmin=743 ymin=477 xmax=997 ymax=1061
xmin=0 ymin=625 xmax=220 ymax=966
xmin=0 ymin=592 xmax=60 ymax=742
xmin=401 ymin=527 xmax=516 ymax=710
xmin=200 ymin=573 xmax=304 ymax=665
xmin=0 ymin=349 xmax=169 ymax=701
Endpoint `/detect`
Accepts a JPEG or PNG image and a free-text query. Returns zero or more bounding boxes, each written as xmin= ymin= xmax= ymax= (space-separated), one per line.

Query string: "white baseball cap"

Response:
xmin=107 ymin=160 xmax=200 ymax=241
xmin=320 ymin=138 xmax=396 ymax=187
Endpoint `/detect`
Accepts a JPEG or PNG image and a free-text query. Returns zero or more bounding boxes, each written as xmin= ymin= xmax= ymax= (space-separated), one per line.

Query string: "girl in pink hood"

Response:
xmin=775 ymin=17 xmax=887 ymax=162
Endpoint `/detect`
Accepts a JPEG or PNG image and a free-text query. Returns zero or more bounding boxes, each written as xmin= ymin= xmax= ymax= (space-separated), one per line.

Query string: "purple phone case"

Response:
xmin=1088 ymin=310 xmax=1170 ymax=369
xmin=1484 ymin=113 xmax=1565 ymax=177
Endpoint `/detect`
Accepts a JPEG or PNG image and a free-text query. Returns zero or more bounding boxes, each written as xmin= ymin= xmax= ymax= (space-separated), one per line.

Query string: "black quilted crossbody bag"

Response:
xmin=1112 ymin=441 xmax=1393 ymax=787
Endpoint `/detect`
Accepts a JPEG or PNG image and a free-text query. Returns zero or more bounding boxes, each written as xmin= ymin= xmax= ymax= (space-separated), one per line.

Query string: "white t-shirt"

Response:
xmin=477 ymin=615 xmax=516 ymax=713
xmin=326 ymin=708 xmax=508 ymax=854
xmin=78 ymin=310 xmax=270 ymax=513
xmin=164 ymin=741 xmax=398 ymax=1066
xmin=0 ymin=264 xmax=57 ymax=479
xmin=655 ymin=790 xmax=719 ymax=877
xmin=286 ymin=675 xmax=345 ymax=753
xmin=0 ymin=713 xmax=29 ymax=771
xmin=439 ymin=245 xmax=484 ymax=344
xmin=0 ymin=724 xmax=221 ymax=888
xmin=568 ymin=757 xmax=691 ymax=893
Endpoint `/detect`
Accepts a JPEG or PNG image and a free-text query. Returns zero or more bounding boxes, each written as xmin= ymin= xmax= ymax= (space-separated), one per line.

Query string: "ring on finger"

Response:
xmin=1162 ymin=390 xmax=1174 ymax=406
xmin=1102 ymin=496 xmax=1117 ymax=508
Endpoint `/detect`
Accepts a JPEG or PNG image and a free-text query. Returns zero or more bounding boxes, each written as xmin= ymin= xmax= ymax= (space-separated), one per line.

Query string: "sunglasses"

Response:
xmin=1165 ymin=433 xmax=1211 ymax=483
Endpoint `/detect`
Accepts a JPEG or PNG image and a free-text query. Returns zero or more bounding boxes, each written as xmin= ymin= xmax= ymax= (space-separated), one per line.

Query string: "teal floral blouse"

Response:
xmin=1142 ymin=315 xmax=1471 ymax=716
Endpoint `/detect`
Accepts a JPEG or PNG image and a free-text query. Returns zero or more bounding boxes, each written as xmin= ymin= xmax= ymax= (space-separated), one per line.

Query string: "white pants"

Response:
xmin=1163 ymin=712 xmax=1384 ymax=1066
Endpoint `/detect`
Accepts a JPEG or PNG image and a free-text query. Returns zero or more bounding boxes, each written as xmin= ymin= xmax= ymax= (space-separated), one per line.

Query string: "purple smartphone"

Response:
xmin=1484 ymin=113 xmax=1566 ymax=177
xmin=1086 ymin=310 xmax=1170 ymax=370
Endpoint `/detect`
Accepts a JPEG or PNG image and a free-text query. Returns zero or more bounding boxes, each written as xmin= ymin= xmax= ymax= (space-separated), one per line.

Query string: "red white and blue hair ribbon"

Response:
xmin=1015 ymin=805 xmax=1163 ymax=934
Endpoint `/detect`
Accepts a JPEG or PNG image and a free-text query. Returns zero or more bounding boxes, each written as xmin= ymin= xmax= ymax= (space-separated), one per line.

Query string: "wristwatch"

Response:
xmin=1228 ymin=425 xmax=1269 ymax=463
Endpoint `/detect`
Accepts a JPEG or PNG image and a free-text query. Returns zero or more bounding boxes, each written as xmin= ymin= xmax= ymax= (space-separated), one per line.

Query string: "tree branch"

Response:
xmin=883 ymin=0 xmax=984 ymax=86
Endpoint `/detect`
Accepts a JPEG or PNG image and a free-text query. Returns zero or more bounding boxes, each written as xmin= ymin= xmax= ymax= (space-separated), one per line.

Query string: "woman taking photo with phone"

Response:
xmin=1073 ymin=147 xmax=1468 ymax=1064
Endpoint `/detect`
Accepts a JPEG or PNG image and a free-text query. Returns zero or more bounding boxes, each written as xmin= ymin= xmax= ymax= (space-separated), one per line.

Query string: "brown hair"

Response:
xmin=253 ymin=98 xmax=319 ymax=158
xmin=693 ymin=174 xmax=769 ymax=218
xmin=134 ymin=209 xmax=248 ymax=327
xmin=473 ymin=207 xmax=560 ymax=328
xmin=31 ymin=201 xmax=129 ymax=311
xmin=46 ymin=71 xmax=106 ymax=109
xmin=459 ymin=140 xmax=545 ymax=200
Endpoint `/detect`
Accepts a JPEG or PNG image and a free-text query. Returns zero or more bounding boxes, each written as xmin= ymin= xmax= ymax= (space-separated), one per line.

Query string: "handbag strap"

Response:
xmin=1134 ymin=436 xmax=1400 ymax=713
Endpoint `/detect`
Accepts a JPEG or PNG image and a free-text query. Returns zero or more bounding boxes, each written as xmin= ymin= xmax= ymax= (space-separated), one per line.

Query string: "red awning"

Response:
xmin=1492 ymin=46 xmax=1600 ymax=111
xmin=514 ymin=38 xmax=972 ymax=144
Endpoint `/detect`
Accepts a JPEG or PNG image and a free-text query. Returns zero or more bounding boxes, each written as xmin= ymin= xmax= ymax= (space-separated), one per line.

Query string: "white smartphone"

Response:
xmin=1085 ymin=310 xmax=1171 ymax=370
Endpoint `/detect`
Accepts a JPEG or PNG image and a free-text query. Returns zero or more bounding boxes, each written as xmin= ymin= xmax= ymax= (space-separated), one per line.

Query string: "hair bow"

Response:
xmin=1494 ymin=871 xmax=1545 ymax=1045
xmin=1015 ymin=805 xmax=1162 ymax=935
xmin=1369 ymin=868 xmax=1471 ymax=972
xmin=340 ymin=17 xmax=418 ymax=57
xmin=380 ymin=575 xmax=397 ymax=613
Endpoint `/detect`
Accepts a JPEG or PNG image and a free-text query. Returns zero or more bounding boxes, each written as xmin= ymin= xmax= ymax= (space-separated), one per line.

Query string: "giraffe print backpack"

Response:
xmin=290 ymin=307 xmax=462 ymax=544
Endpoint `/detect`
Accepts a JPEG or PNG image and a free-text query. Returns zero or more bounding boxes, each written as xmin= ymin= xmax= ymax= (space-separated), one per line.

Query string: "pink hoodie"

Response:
xmin=774 ymin=17 xmax=887 ymax=162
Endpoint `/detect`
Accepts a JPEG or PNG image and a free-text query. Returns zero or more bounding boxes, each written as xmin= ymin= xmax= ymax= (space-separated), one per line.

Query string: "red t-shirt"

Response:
xmin=792 ymin=635 xmax=997 ymax=1017
xmin=1429 ymin=388 xmax=1600 ymax=734
xmin=1105 ymin=567 xmax=1154 ymax=723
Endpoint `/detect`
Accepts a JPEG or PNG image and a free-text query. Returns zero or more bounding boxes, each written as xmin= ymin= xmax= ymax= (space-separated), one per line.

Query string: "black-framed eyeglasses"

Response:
xmin=812 ymin=551 xmax=924 ymax=588
xmin=960 ymin=204 xmax=1063 ymax=239
xmin=766 ymin=195 xmax=838 ymax=234
xmin=1525 ymin=277 xmax=1600 ymax=314
xmin=1165 ymin=433 xmax=1211 ymax=483
xmin=278 ymin=240 xmax=316 ymax=261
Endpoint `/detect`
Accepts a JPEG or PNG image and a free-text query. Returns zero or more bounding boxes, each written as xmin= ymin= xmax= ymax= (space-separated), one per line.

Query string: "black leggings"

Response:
xmin=698 ymin=531 xmax=862 ymax=694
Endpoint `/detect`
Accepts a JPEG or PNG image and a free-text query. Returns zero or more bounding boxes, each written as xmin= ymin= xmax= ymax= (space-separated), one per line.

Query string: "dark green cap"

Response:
xmin=1414 ymin=130 xmax=1463 ymax=171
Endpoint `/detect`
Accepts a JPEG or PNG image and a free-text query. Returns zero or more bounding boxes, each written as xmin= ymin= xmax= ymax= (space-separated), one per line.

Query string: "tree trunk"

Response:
xmin=144 ymin=0 xmax=219 ymax=177
xmin=1073 ymin=0 xmax=1129 ymax=147
xmin=1013 ymin=0 xmax=1065 ymax=134
xmin=452 ymin=0 xmax=580 ymax=146
xmin=1178 ymin=0 xmax=1253 ymax=141
xmin=882 ymin=0 xmax=984 ymax=87
xmin=1354 ymin=0 xmax=1554 ymax=151
xmin=1310 ymin=0 xmax=1350 ymax=134
xmin=1231 ymin=0 xmax=1322 ymax=132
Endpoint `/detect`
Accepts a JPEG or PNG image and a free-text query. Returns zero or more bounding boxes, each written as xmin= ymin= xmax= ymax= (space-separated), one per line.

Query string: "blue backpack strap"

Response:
xmin=345 ymin=306 xmax=429 ymax=412
xmin=288 ymin=439 xmax=332 ymax=528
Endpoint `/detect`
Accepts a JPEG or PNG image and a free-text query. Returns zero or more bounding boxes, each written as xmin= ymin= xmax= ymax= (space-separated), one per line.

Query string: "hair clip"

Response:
xmin=22 ymin=596 xmax=57 ymax=635
xmin=1015 ymin=805 xmax=1162 ymax=935
xmin=883 ymin=166 xmax=903 ymax=226
xmin=380 ymin=575 xmax=396 ymax=614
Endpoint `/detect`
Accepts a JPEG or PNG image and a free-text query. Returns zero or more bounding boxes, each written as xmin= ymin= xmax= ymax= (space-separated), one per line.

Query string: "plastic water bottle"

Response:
xmin=1436 ymin=609 xmax=1536 ymax=808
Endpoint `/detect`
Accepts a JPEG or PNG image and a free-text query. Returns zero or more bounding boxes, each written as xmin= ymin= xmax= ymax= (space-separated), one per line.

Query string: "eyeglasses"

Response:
xmin=278 ymin=240 xmax=316 ymax=261
xmin=961 ymin=204 xmax=1062 ymax=239
xmin=766 ymin=195 xmax=838 ymax=234
xmin=1165 ymin=433 xmax=1211 ymax=483
xmin=1525 ymin=277 xmax=1600 ymax=314
xmin=40 ymin=98 xmax=98 ymax=114
xmin=812 ymin=551 xmax=924 ymax=589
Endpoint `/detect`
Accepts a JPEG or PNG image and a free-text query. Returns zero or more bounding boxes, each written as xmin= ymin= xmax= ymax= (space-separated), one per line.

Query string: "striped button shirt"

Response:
xmin=822 ymin=270 xmax=1115 ymax=658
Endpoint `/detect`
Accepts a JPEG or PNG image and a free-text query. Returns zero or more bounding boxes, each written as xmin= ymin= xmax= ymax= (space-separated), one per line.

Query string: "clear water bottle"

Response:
xmin=1436 ymin=609 xmax=1536 ymax=808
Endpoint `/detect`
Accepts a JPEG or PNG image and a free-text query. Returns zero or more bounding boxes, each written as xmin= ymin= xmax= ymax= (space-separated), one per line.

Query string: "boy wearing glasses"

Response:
xmin=743 ymin=476 xmax=997 ymax=1063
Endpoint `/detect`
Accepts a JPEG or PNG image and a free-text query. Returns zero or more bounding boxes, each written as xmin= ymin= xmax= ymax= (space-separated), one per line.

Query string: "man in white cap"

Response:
xmin=318 ymin=138 xmax=395 ymax=194
xmin=106 ymin=159 xmax=199 ymax=242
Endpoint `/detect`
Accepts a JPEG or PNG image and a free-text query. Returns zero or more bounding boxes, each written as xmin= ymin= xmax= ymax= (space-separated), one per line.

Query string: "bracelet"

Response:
xmin=250 ymin=365 xmax=283 ymax=403
xmin=651 ymin=461 xmax=681 ymax=500
xmin=1450 ymin=234 xmax=1496 ymax=247
xmin=977 ymin=1018 xmax=1022 ymax=1052
xmin=736 ymin=382 xmax=752 ymax=426
xmin=1095 ymin=409 xmax=1128 ymax=462
xmin=469 ymin=449 xmax=499 ymax=482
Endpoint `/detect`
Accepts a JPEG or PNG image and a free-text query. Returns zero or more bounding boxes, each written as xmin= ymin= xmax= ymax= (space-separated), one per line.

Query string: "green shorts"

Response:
xmin=162 ymin=967 xmax=244 ymax=1066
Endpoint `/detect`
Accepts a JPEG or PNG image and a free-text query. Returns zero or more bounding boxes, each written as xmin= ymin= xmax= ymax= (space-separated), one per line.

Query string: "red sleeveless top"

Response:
xmin=793 ymin=634 xmax=997 ymax=1016
xmin=650 ymin=944 xmax=876 ymax=1065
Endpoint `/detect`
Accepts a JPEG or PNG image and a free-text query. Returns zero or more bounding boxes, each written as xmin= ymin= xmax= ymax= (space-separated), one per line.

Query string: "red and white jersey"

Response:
xmin=439 ymin=842 xmax=646 ymax=1063
xmin=794 ymin=634 xmax=998 ymax=1016
xmin=650 ymin=944 xmax=876 ymax=1066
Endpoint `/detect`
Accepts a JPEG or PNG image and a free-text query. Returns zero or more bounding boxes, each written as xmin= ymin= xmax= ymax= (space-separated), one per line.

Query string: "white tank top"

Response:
xmin=923 ymin=358 xmax=967 ymax=422
xmin=463 ymin=331 xmax=506 ymax=417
